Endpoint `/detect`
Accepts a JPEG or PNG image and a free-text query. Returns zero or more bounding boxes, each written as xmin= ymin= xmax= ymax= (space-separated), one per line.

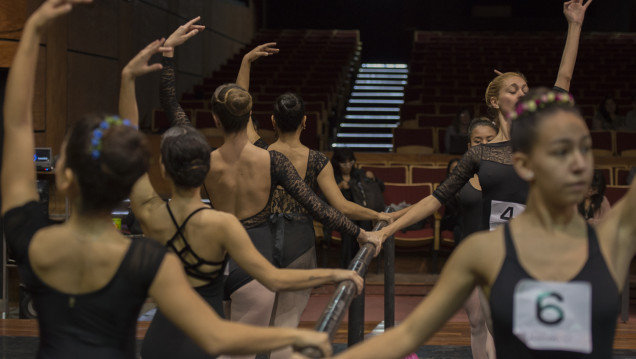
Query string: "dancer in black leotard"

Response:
xmin=2 ymin=4 xmax=331 ymax=358
xmin=334 ymin=84 xmax=634 ymax=359
xmin=456 ymin=118 xmax=498 ymax=359
xmin=377 ymin=0 xmax=591 ymax=240
xmin=121 ymin=55 xmax=362 ymax=358
xmin=157 ymin=19 xmax=381 ymax=359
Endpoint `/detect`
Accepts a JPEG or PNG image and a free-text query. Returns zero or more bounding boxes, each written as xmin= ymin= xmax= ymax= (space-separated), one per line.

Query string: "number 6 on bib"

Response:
xmin=513 ymin=279 xmax=592 ymax=354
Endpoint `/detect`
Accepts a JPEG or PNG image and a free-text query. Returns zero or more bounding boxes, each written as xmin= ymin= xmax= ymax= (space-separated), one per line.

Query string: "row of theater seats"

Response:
xmin=152 ymin=29 xmax=361 ymax=151
xmin=398 ymin=31 xmax=636 ymax=158
xmin=327 ymin=168 xmax=631 ymax=273
xmin=392 ymin=125 xmax=636 ymax=157
xmin=356 ymin=163 xmax=635 ymax=187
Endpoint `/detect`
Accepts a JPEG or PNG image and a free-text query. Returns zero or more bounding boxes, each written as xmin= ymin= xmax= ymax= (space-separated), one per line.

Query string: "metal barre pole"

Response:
xmin=300 ymin=209 xmax=394 ymax=358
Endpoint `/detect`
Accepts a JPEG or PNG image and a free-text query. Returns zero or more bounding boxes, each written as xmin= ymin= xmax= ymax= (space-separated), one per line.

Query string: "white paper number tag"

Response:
xmin=490 ymin=200 xmax=526 ymax=231
xmin=513 ymin=279 xmax=592 ymax=354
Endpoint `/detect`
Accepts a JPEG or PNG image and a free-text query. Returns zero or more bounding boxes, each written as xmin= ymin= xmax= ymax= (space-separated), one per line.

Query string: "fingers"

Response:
xmin=353 ymin=273 xmax=364 ymax=295
xmin=185 ymin=15 xmax=202 ymax=27
xmin=319 ymin=333 xmax=332 ymax=357
xmin=583 ymin=0 xmax=592 ymax=9
xmin=494 ymin=69 xmax=503 ymax=76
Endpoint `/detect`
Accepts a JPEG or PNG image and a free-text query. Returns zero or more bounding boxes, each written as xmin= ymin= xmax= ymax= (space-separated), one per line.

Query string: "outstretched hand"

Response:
xmin=28 ymin=0 xmax=92 ymax=31
xmin=244 ymin=42 xmax=279 ymax=64
xmin=122 ymin=39 xmax=173 ymax=79
xmin=564 ymin=0 xmax=592 ymax=26
xmin=164 ymin=16 xmax=205 ymax=50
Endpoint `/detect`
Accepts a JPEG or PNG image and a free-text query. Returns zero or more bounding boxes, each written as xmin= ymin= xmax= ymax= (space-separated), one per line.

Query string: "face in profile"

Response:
xmin=526 ymin=110 xmax=593 ymax=206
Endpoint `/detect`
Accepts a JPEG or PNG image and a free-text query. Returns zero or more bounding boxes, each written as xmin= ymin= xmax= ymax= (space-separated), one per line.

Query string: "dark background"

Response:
xmin=261 ymin=0 xmax=636 ymax=62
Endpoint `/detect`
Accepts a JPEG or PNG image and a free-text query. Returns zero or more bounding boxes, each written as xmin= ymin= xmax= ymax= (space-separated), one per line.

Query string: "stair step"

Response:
xmin=334 ymin=62 xmax=408 ymax=151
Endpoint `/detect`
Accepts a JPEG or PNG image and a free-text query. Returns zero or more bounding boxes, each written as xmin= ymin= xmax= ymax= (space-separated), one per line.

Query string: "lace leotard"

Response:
xmin=433 ymin=141 xmax=528 ymax=231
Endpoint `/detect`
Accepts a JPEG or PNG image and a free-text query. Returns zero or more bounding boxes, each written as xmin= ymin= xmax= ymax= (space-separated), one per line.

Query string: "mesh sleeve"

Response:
xmin=433 ymin=146 xmax=481 ymax=204
xmin=270 ymin=151 xmax=360 ymax=237
xmin=123 ymin=237 xmax=168 ymax=295
xmin=160 ymin=57 xmax=192 ymax=127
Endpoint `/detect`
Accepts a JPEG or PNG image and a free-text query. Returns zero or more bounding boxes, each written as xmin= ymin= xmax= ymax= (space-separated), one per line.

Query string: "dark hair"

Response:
xmin=510 ymin=88 xmax=581 ymax=154
xmin=160 ymin=126 xmax=211 ymax=188
xmin=211 ymin=83 xmax=252 ymax=134
xmin=452 ymin=107 xmax=473 ymax=133
xmin=330 ymin=147 xmax=356 ymax=177
xmin=65 ymin=114 xmax=149 ymax=214
xmin=467 ymin=117 xmax=498 ymax=137
xmin=446 ymin=158 xmax=460 ymax=176
xmin=597 ymin=95 xmax=616 ymax=123
xmin=273 ymin=93 xmax=305 ymax=133
xmin=578 ymin=169 xmax=606 ymax=219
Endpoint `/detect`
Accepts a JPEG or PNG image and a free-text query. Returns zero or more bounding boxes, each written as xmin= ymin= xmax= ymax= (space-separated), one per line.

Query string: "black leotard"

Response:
xmin=433 ymin=141 xmax=528 ymax=231
xmin=141 ymin=204 xmax=227 ymax=359
xmin=269 ymin=149 xmax=329 ymax=267
xmin=165 ymin=202 xmax=226 ymax=282
xmin=3 ymin=201 xmax=166 ymax=359
xmin=224 ymin=150 xmax=359 ymax=296
xmin=489 ymin=223 xmax=619 ymax=358
xmin=456 ymin=181 xmax=482 ymax=244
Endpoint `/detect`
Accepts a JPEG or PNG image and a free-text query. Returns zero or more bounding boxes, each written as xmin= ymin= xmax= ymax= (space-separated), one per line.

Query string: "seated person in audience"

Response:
xmin=330 ymin=147 xmax=385 ymax=268
xmin=623 ymin=92 xmax=636 ymax=131
xmin=578 ymin=169 xmax=611 ymax=225
xmin=444 ymin=107 xmax=472 ymax=154
xmin=592 ymin=95 xmax=624 ymax=130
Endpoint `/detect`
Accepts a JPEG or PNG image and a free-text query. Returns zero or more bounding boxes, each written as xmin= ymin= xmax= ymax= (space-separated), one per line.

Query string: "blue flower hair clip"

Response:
xmin=89 ymin=116 xmax=135 ymax=159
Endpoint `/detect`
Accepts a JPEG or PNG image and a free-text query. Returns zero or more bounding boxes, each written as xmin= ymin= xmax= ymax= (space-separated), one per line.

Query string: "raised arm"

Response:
xmin=1 ymin=0 xmax=91 ymax=215
xmin=119 ymin=40 xmax=172 ymax=228
xmin=554 ymin=0 xmax=592 ymax=92
xmin=159 ymin=17 xmax=205 ymax=127
xmin=235 ymin=43 xmax=278 ymax=144
xmin=213 ymin=211 xmax=363 ymax=294
xmin=317 ymin=162 xmax=390 ymax=222
xmin=149 ymin=253 xmax=333 ymax=356
xmin=235 ymin=42 xmax=278 ymax=91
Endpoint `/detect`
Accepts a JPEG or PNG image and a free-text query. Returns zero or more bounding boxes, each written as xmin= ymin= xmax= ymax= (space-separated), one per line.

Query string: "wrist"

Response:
xmin=121 ymin=69 xmax=135 ymax=81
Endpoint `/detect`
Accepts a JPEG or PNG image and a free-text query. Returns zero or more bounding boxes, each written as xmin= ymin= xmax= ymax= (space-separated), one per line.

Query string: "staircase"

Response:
xmin=333 ymin=63 xmax=408 ymax=152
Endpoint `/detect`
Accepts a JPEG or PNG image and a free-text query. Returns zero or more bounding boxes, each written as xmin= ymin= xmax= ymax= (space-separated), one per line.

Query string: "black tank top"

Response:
xmin=489 ymin=223 xmax=619 ymax=358
xmin=165 ymin=203 xmax=227 ymax=282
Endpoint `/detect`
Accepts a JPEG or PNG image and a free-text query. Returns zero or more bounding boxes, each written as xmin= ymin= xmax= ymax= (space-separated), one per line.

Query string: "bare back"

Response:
xmin=29 ymin=224 xmax=132 ymax=295
xmin=206 ymin=142 xmax=272 ymax=221
xmin=267 ymin=142 xmax=310 ymax=180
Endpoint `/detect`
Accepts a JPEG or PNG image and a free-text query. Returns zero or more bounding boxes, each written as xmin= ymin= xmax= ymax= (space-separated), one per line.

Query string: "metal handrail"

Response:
xmin=300 ymin=209 xmax=394 ymax=358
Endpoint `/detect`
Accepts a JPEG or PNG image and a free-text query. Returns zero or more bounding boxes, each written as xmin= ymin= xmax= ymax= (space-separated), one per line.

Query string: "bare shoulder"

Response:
xmin=199 ymin=209 xmax=241 ymax=231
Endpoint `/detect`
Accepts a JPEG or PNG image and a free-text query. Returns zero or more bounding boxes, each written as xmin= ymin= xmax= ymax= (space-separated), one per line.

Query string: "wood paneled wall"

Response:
xmin=1 ymin=0 xmax=256 ymax=214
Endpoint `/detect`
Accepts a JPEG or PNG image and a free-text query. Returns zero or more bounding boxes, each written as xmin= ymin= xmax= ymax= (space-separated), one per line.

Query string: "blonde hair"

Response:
xmin=484 ymin=72 xmax=527 ymax=109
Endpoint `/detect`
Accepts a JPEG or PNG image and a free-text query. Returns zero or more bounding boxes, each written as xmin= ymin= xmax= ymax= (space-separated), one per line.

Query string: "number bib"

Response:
xmin=489 ymin=200 xmax=526 ymax=231
xmin=513 ymin=279 xmax=592 ymax=354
